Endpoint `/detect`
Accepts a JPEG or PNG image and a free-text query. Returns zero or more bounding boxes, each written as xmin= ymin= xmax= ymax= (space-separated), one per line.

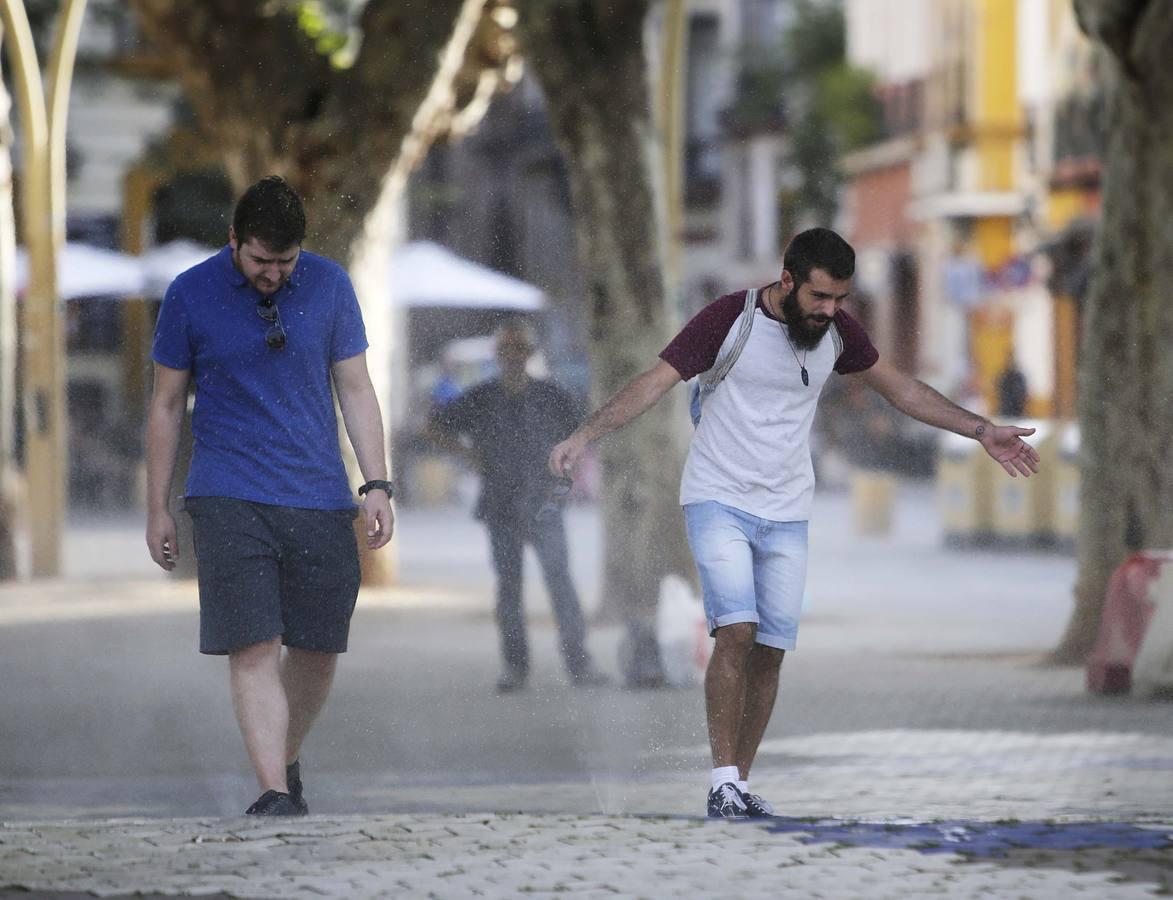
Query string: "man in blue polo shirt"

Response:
xmin=145 ymin=176 xmax=393 ymax=816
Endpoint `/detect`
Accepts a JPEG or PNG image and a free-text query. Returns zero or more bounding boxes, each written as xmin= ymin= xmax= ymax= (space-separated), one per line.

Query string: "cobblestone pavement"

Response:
xmin=3 ymin=487 xmax=1172 ymax=896
xmin=1 ymin=810 xmax=1171 ymax=899
xmin=3 ymin=723 xmax=1173 ymax=899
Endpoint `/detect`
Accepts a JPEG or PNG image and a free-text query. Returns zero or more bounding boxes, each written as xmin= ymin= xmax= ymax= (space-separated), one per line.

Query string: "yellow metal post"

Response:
xmin=969 ymin=0 xmax=1022 ymax=411
xmin=120 ymin=164 xmax=163 ymax=424
xmin=47 ymin=0 xmax=87 ymax=245
xmin=0 ymin=0 xmax=88 ymax=576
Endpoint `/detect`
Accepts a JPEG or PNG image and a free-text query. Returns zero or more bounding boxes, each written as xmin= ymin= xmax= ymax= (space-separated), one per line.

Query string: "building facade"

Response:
xmin=844 ymin=0 xmax=1097 ymax=420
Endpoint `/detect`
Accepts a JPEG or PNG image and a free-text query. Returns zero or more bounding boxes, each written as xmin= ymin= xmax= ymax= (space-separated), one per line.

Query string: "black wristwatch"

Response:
xmin=358 ymin=479 xmax=394 ymax=498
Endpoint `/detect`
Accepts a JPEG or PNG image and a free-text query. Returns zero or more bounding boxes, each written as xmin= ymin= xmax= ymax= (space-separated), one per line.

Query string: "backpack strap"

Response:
xmin=690 ymin=288 xmax=758 ymax=425
xmin=698 ymin=288 xmax=758 ymax=390
xmin=829 ymin=319 xmax=843 ymax=363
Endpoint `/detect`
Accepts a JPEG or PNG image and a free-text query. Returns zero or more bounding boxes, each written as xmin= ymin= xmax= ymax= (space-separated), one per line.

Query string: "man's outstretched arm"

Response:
xmin=548 ymin=360 xmax=682 ymax=476
xmin=854 ymin=359 xmax=1040 ymax=478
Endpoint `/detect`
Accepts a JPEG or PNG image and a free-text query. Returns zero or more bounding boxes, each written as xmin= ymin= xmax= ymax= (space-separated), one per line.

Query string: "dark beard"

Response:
xmin=781 ymin=286 xmax=833 ymax=351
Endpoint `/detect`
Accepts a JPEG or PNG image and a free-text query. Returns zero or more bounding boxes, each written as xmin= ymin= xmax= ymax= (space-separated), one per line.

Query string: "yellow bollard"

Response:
xmin=851 ymin=470 xmax=896 ymax=537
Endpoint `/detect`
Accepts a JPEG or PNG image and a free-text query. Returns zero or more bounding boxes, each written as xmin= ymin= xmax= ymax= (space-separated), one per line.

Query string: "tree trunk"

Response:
xmin=0 ymin=27 xmax=22 ymax=580
xmin=1052 ymin=0 xmax=1173 ymax=662
xmin=516 ymin=1 xmax=694 ymax=684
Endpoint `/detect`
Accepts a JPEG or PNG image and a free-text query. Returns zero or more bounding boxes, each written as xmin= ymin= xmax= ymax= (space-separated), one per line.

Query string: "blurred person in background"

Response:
xmin=431 ymin=353 xmax=463 ymax=408
xmin=997 ymin=353 xmax=1029 ymax=418
xmin=145 ymin=176 xmax=393 ymax=816
xmin=549 ymin=228 xmax=1040 ymax=819
xmin=429 ymin=320 xmax=606 ymax=693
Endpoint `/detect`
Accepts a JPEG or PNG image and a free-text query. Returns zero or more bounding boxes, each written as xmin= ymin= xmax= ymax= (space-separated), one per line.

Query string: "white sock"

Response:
xmin=737 ymin=780 xmax=749 ymax=793
xmin=711 ymin=766 xmax=740 ymax=790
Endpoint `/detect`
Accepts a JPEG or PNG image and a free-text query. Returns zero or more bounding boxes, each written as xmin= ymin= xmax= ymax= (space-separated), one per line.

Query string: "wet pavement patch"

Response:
xmin=760 ymin=817 xmax=1173 ymax=858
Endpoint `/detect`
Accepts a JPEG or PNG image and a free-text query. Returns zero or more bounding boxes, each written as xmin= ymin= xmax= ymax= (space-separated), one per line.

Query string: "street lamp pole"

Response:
xmin=0 ymin=0 xmax=88 ymax=576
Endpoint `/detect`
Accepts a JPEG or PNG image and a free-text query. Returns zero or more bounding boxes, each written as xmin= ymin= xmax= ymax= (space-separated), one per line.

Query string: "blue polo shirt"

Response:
xmin=152 ymin=246 xmax=368 ymax=509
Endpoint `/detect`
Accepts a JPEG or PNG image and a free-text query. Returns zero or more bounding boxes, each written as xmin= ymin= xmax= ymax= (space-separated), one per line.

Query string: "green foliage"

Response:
xmin=722 ymin=53 xmax=786 ymax=136
xmin=818 ymin=64 xmax=882 ymax=151
xmin=292 ymin=0 xmax=356 ymax=68
xmin=730 ymin=0 xmax=882 ymax=229
xmin=782 ymin=0 xmax=845 ymax=69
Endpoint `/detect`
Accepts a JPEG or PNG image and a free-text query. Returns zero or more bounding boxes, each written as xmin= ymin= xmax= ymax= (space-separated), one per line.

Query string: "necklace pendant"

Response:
xmin=801 ymin=367 xmax=809 ymax=387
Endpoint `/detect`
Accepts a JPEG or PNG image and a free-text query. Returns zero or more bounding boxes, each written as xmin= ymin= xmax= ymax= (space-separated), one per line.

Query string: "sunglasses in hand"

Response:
xmin=534 ymin=476 xmax=573 ymax=522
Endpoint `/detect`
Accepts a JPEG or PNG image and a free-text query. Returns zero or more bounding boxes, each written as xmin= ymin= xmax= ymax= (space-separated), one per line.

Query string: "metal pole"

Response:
xmin=47 ymin=0 xmax=87 ymax=243
xmin=0 ymin=0 xmax=88 ymax=576
xmin=0 ymin=22 xmax=18 ymax=470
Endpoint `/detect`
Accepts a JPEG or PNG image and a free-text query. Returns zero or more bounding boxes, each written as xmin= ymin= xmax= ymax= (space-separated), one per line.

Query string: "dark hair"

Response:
xmin=232 ymin=176 xmax=306 ymax=250
xmin=783 ymin=228 xmax=855 ymax=286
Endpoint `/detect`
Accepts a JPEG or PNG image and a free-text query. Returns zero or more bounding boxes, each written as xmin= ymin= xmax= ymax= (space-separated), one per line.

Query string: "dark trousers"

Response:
xmin=486 ymin=511 xmax=590 ymax=676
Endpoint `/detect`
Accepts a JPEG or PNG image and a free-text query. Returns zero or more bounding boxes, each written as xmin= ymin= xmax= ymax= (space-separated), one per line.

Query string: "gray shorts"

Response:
xmin=185 ymin=497 xmax=361 ymax=655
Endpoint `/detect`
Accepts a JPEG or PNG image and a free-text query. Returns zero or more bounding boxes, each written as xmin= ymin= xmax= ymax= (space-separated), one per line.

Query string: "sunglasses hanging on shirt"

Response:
xmin=256 ymin=298 xmax=287 ymax=350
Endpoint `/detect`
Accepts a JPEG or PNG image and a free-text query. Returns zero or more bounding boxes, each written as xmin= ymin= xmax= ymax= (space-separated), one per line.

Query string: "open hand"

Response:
xmin=980 ymin=424 xmax=1040 ymax=478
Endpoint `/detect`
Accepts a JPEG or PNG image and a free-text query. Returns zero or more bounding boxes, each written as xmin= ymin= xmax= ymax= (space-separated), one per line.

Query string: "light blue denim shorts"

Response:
xmin=682 ymin=500 xmax=808 ymax=650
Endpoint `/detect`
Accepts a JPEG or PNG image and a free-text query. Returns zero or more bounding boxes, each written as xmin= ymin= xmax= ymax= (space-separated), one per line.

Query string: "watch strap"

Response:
xmin=358 ymin=479 xmax=394 ymax=498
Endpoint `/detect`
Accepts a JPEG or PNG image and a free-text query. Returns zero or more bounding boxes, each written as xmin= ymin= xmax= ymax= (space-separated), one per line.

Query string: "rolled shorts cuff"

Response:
xmin=200 ymin=628 xmax=282 ymax=656
xmin=754 ymin=630 xmax=796 ymax=651
xmin=708 ymin=610 xmax=759 ymax=636
xmin=201 ymin=632 xmax=350 ymax=657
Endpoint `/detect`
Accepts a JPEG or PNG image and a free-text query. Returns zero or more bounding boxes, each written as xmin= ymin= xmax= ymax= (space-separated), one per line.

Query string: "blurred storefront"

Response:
xmin=1034 ymin=3 xmax=1103 ymax=420
xmin=842 ymin=0 xmax=1102 ymax=545
xmin=844 ymin=0 xmax=1099 ymax=422
xmin=842 ymin=0 xmax=928 ymax=377
xmin=672 ymin=0 xmax=792 ymax=316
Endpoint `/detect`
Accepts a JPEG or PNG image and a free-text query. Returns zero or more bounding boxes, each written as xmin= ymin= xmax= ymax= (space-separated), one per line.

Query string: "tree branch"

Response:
xmin=127 ymin=0 xmax=514 ymax=255
xmin=1073 ymin=0 xmax=1148 ymax=79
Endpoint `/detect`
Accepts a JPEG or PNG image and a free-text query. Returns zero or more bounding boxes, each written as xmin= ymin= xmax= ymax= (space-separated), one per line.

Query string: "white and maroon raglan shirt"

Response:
xmin=660 ymin=287 xmax=879 ymax=522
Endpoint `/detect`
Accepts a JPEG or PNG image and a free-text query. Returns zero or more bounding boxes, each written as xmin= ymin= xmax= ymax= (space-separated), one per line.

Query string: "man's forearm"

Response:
xmin=145 ymin=406 xmax=184 ymax=513
xmin=340 ymin=389 xmax=389 ymax=482
xmin=575 ymin=366 xmax=676 ymax=445
xmin=888 ymin=378 xmax=987 ymax=437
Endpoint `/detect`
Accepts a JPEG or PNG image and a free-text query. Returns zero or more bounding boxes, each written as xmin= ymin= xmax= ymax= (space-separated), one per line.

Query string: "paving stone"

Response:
xmin=2 ymin=808 xmax=1172 ymax=896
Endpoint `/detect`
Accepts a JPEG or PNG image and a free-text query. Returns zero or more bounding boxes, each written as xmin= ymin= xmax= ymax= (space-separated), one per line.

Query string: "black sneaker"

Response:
xmin=496 ymin=668 xmax=527 ymax=693
xmin=706 ymin=782 xmax=749 ymax=819
xmin=245 ymin=789 xmax=304 ymax=816
xmin=570 ymin=667 xmax=609 ymax=688
xmin=740 ymin=790 xmax=775 ymax=818
xmin=286 ymin=760 xmax=309 ymax=815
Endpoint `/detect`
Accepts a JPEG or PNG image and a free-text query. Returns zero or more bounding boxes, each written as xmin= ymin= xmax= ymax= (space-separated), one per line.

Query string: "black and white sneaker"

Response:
xmin=740 ymin=791 xmax=775 ymax=818
xmin=244 ymin=789 xmax=304 ymax=816
xmin=706 ymin=782 xmax=749 ymax=819
xmin=286 ymin=760 xmax=309 ymax=815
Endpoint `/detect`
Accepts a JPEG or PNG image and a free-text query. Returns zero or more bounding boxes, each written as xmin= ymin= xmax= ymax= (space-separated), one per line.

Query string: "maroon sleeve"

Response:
xmin=832 ymin=309 xmax=879 ymax=374
xmin=659 ymin=291 xmax=748 ymax=381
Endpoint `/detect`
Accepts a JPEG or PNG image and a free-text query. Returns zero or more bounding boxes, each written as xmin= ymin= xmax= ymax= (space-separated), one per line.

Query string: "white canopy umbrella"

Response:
xmin=14 ymin=242 xmax=146 ymax=299
xmin=391 ymin=241 xmax=544 ymax=310
xmin=141 ymin=239 xmax=218 ymax=296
